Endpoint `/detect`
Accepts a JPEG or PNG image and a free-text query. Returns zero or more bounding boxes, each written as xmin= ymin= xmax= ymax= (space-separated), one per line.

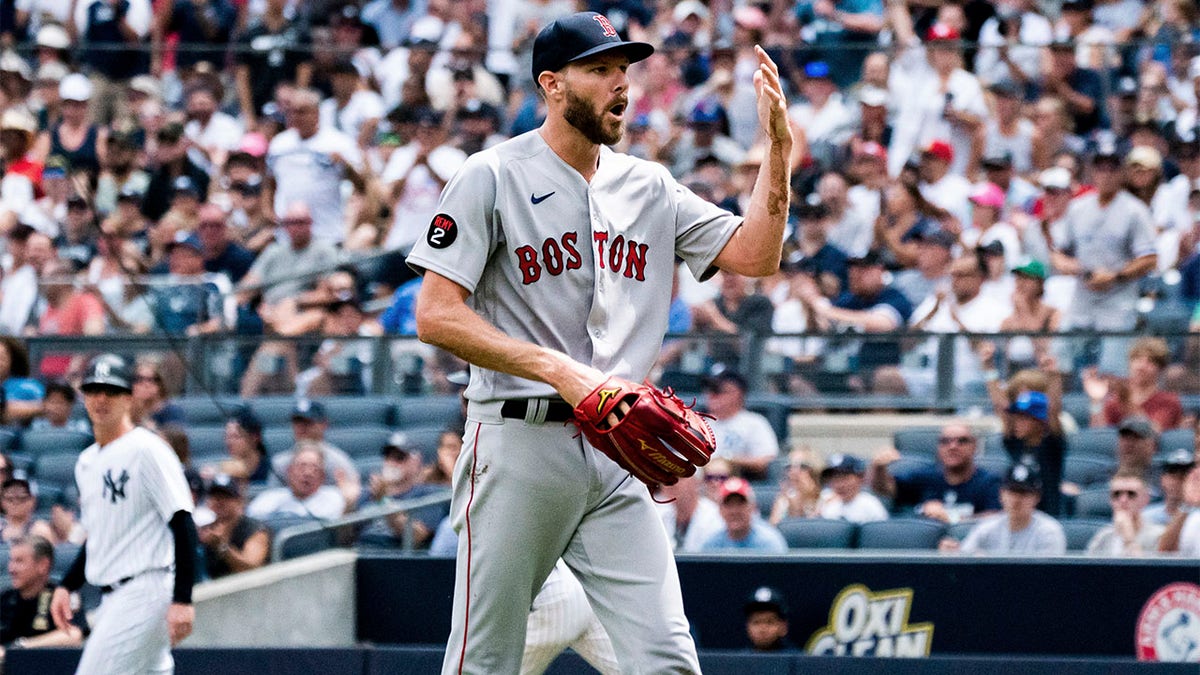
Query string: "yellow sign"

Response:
xmin=807 ymin=584 xmax=934 ymax=657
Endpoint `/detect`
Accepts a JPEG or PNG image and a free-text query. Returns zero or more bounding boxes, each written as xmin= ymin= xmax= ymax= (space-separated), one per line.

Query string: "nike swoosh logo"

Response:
xmin=531 ymin=191 xmax=555 ymax=204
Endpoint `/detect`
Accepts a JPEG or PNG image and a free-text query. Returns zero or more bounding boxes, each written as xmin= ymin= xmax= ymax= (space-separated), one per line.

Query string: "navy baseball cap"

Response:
xmin=81 ymin=353 xmax=134 ymax=393
xmin=822 ymin=453 xmax=866 ymax=478
xmin=291 ymin=399 xmax=327 ymax=422
xmin=531 ymin=12 xmax=653 ymax=84
xmin=745 ymin=586 xmax=789 ymax=617
xmin=1004 ymin=461 xmax=1043 ymax=493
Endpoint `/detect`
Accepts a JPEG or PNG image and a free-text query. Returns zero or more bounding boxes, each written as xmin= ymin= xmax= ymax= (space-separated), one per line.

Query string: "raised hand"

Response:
xmin=753 ymin=46 xmax=791 ymax=145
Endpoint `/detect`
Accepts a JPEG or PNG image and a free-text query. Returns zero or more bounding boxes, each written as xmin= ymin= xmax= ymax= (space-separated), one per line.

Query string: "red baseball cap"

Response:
xmin=719 ymin=477 xmax=753 ymax=502
xmin=922 ymin=139 xmax=954 ymax=163
xmin=855 ymin=141 xmax=888 ymax=163
xmin=926 ymin=23 xmax=961 ymax=42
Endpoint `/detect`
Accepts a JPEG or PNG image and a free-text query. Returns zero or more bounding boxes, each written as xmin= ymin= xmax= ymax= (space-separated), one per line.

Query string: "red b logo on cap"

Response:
xmin=593 ymin=15 xmax=617 ymax=37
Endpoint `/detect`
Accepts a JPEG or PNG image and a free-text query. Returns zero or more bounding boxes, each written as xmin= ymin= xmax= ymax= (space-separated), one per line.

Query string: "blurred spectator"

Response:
xmin=783 ymin=200 xmax=848 ymax=298
xmin=768 ymin=451 xmax=821 ymax=524
xmin=203 ymin=408 xmax=270 ymax=485
xmin=419 ymin=428 xmax=463 ymax=488
xmin=842 ymin=141 xmax=888 ymax=257
xmin=974 ymin=0 xmax=1052 ymax=87
xmin=816 ymin=453 xmax=888 ymax=523
xmin=268 ymin=399 xmax=361 ymax=495
xmin=888 ymin=21 xmax=987 ymax=179
xmin=916 ymin=140 xmax=971 ymax=227
xmin=0 ymin=229 xmax=53 ymax=335
xmin=380 ymin=106 xmax=465 ymax=256
xmin=75 ymin=0 xmax=153 ymax=125
xmin=1145 ymin=449 xmax=1196 ymax=526
xmin=153 ymin=0 xmax=237 ymax=75
xmin=247 ymin=443 xmax=354 ymax=520
xmin=235 ymin=0 xmax=313 ymax=127
xmin=742 ymin=586 xmax=798 ymax=652
xmin=141 ymin=121 xmax=209 ymax=222
xmin=813 ymin=173 xmax=865 ymax=273
xmin=905 ymin=254 xmax=1011 ymax=396
xmin=129 ymin=360 xmax=185 ymax=430
xmin=452 ymin=99 xmax=504 ymax=156
xmin=36 ymin=259 xmax=106 ymax=379
xmin=983 ymin=82 xmax=1035 ymax=175
xmin=656 ymin=472 xmax=723 ymax=554
xmin=701 ymin=370 xmax=779 ymax=480
xmin=359 ymin=433 xmax=449 ymax=548
xmin=942 ymin=462 xmax=1066 ymax=555
xmin=1158 ymin=464 xmax=1200 ymax=555
xmin=0 ymin=337 xmax=45 ymax=423
xmin=1114 ymin=416 xmax=1161 ymax=487
xmin=296 ymin=294 xmax=378 ymax=396
xmin=362 ymin=0 xmax=427 ymax=50
xmin=198 ymin=474 xmax=270 ymax=580
xmin=963 ymin=183 xmax=1020 ymax=268
xmin=0 ymin=110 xmax=43 ymax=220
xmin=700 ymin=477 xmax=787 ymax=553
xmin=690 ymin=272 xmax=774 ymax=372
xmin=226 ymin=175 xmax=275 ymax=254
xmin=197 ymin=204 xmax=254 ymax=284
xmin=1052 ymin=144 xmax=1157 ymax=374
xmin=797 ymin=250 xmax=914 ymax=390
xmin=1086 ymin=472 xmax=1163 ymax=556
xmin=874 ymin=179 xmax=956 ymax=269
xmin=983 ymin=150 xmax=1038 ymax=217
xmin=869 ymin=423 xmax=1001 ymax=523
xmin=1037 ymin=39 xmax=1106 ymax=135
xmin=984 ymin=352 xmax=1067 ymax=516
xmin=29 ymin=381 xmax=89 ymax=433
xmin=890 ymin=224 xmax=953 ymax=308
xmin=1028 ymin=97 xmax=1086 ymax=173
xmin=320 ymin=59 xmax=384 ymax=148
xmin=52 ymin=192 xmax=100 ymax=272
xmin=1000 ymin=259 xmax=1062 ymax=371
xmin=0 ymin=535 xmax=84 ymax=653
xmin=268 ymin=88 xmax=364 ymax=245
xmin=787 ymin=62 xmax=851 ymax=167
xmin=38 ymin=74 xmax=105 ymax=178
xmin=149 ymin=232 xmax=231 ymax=336
xmin=0 ymin=478 xmax=53 ymax=543
xmin=667 ymin=97 xmax=743 ymax=177
xmin=1084 ymin=337 xmax=1184 ymax=430
xmin=1054 ymin=0 xmax=1114 ymax=71
xmin=182 ymin=84 xmax=244 ymax=166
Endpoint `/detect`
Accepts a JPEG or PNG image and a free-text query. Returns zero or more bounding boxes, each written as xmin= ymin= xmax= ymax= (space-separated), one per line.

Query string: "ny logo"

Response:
xmin=592 ymin=15 xmax=617 ymax=37
xmin=103 ymin=468 xmax=129 ymax=503
xmin=94 ymin=362 xmax=111 ymax=378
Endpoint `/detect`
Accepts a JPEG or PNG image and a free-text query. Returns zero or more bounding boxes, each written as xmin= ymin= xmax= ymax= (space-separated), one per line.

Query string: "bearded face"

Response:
xmin=561 ymin=78 xmax=627 ymax=146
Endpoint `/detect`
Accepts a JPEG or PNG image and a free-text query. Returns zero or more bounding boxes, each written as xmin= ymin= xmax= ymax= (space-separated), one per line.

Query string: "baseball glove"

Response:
xmin=571 ymin=376 xmax=716 ymax=489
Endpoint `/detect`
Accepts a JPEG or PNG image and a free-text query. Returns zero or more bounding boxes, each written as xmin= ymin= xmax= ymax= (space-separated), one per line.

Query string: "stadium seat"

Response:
xmin=0 ymin=428 xmax=17 ymax=453
xmin=1061 ymin=518 xmax=1108 ymax=552
xmin=34 ymin=452 xmax=81 ymax=488
xmin=776 ymin=518 xmax=857 ymax=549
xmin=385 ymin=426 xmax=448 ymax=464
xmin=753 ymin=483 xmax=779 ymax=519
xmin=278 ymin=528 xmax=335 ymax=561
xmin=982 ymin=433 xmax=1004 ymax=456
xmin=657 ymin=370 xmax=703 ymax=398
xmin=856 ymin=518 xmax=947 ymax=550
xmin=1061 ymin=393 xmax=1093 ymax=428
xmin=889 ymin=455 xmax=938 ymax=477
xmin=186 ymin=426 xmax=229 ymax=463
xmin=766 ymin=456 xmax=790 ymax=484
xmin=1159 ymin=429 xmax=1195 ymax=454
xmin=324 ymin=398 xmax=396 ymax=427
xmin=974 ymin=454 xmax=1011 ymax=478
xmin=20 ymin=429 xmax=92 ymax=458
xmin=1067 ymin=428 xmax=1118 ymax=458
xmin=745 ymin=394 xmax=791 ymax=442
xmin=1063 ymin=456 xmax=1117 ymax=487
xmin=355 ymin=456 xmax=385 ymax=481
xmin=174 ymin=397 xmax=242 ymax=425
xmin=393 ymin=396 xmax=462 ymax=430
xmin=324 ymin=426 xmax=394 ymax=459
xmin=893 ymin=427 xmax=942 ymax=458
xmin=1073 ymin=487 xmax=1113 ymax=519
xmin=250 ymin=397 xmax=302 ymax=427
xmin=263 ymin=428 xmax=295 ymax=454
xmin=35 ymin=483 xmax=63 ymax=516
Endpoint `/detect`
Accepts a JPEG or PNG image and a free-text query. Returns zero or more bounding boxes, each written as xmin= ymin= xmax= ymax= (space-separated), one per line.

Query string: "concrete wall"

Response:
xmin=189 ymin=550 xmax=357 ymax=647
xmin=787 ymin=413 xmax=1001 ymax=459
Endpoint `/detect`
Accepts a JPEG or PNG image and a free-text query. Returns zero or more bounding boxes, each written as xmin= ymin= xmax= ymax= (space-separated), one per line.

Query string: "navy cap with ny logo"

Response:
xmin=531 ymin=12 xmax=654 ymax=84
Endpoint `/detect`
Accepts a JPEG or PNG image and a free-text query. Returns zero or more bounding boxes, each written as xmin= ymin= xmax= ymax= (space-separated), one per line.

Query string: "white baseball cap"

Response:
xmin=59 ymin=73 xmax=92 ymax=101
xmin=36 ymin=24 xmax=71 ymax=50
xmin=1039 ymin=167 xmax=1072 ymax=191
xmin=674 ymin=0 xmax=710 ymax=22
xmin=1190 ymin=56 xmax=1200 ymax=81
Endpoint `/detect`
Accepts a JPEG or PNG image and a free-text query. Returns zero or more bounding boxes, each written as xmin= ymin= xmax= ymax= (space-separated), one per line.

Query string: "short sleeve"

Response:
xmin=671 ymin=173 xmax=742 ymax=280
xmin=405 ymin=152 xmax=499 ymax=292
xmin=1128 ymin=200 xmax=1158 ymax=258
xmin=141 ymin=436 xmax=194 ymax=520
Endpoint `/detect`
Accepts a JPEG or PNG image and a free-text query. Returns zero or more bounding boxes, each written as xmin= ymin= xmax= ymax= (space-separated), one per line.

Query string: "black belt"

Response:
xmin=99 ymin=576 xmax=134 ymax=595
xmin=500 ymin=398 xmax=574 ymax=423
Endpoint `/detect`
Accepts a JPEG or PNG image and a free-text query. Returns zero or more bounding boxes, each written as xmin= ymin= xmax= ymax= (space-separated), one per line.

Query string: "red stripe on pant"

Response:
xmin=457 ymin=423 xmax=482 ymax=674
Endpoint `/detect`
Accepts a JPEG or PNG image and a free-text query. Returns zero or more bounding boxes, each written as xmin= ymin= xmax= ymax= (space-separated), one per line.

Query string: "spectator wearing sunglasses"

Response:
xmin=869 ymin=423 xmax=1001 ymax=522
xmin=1085 ymin=472 xmax=1163 ymax=556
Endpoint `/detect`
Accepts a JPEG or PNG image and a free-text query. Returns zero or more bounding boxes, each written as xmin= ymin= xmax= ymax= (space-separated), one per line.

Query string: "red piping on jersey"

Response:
xmin=457 ymin=423 xmax=482 ymax=675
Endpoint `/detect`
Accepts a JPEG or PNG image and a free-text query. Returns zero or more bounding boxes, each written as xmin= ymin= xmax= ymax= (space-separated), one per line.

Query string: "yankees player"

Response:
xmin=50 ymin=354 xmax=197 ymax=674
xmin=410 ymin=11 xmax=792 ymax=673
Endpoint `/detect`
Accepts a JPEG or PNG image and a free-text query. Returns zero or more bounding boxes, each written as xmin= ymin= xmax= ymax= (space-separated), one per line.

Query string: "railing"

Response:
xmin=20 ymin=326 xmax=1200 ymax=408
xmin=270 ymin=489 xmax=451 ymax=562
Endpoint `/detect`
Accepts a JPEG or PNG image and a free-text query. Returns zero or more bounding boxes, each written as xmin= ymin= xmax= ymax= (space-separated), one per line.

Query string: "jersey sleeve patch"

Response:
xmin=427 ymin=213 xmax=458 ymax=249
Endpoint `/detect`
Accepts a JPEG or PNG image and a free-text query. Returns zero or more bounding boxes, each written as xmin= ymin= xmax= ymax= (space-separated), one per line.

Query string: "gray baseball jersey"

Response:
xmin=406 ymin=130 xmax=741 ymax=399
xmin=75 ymin=426 xmax=193 ymax=587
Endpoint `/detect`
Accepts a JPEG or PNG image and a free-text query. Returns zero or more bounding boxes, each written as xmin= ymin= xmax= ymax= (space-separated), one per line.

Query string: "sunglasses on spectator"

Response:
xmin=2 ymin=492 xmax=32 ymax=502
xmin=133 ymin=375 xmax=159 ymax=384
xmin=1110 ymin=490 xmax=1139 ymax=500
xmin=704 ymin=473 xmax=730 ymax=482
xmin=938 ymin=436 xmax=974 ymax=445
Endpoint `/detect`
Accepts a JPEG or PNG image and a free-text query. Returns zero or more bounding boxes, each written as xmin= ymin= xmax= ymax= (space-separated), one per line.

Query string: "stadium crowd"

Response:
xmin=1 ymin=0 xmax=1200 ymax=652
